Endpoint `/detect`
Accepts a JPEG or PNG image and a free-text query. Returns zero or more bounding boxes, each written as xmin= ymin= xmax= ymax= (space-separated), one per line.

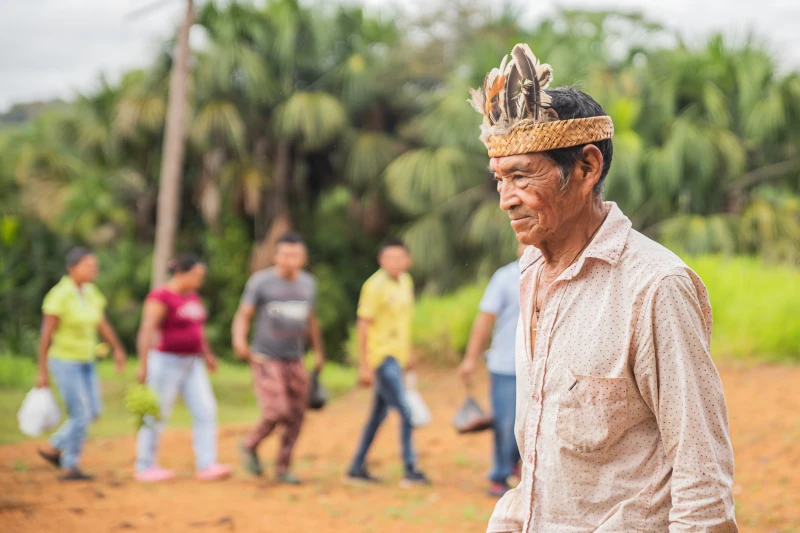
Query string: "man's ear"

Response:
xmin=574 ymin=145 xmax=603 ymax=195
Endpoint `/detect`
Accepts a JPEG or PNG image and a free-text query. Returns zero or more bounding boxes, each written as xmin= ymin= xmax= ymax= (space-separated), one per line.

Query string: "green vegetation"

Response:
xmin=124 ymin=384 xmax=161 ymax=430
xmin=413 ymin=285 xmax=485 ymax=365
xmin=1 ymin=1 xmax=798 ymax=366
xmin=409 ymin=256 xmax=800 ymax=363
xmin=691 ymin=256 xmax=800 ymax=361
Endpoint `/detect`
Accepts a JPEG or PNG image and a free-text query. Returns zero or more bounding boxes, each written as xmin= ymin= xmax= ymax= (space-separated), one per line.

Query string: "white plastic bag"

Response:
xmin=405 ymin=372 xmax=431 ymax=428
xmin=17 ymin=388 xmax=61 ymax=437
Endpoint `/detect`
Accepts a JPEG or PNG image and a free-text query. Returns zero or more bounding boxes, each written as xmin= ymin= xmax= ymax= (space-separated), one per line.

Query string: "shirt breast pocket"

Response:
xmin=555 ymin=370 xmax=628 ymax=453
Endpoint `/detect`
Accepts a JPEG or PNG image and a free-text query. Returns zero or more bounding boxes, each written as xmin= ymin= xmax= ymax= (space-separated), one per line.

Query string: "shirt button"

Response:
xmin=528 ymin=454 xmax=534 ymax=464
xmin=532 ymin=393 xmax=540 ymax=403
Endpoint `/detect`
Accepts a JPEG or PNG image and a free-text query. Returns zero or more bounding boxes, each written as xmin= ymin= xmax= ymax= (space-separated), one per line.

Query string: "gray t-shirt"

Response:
xmin=241 ymin=268 xmax=316 ymax=359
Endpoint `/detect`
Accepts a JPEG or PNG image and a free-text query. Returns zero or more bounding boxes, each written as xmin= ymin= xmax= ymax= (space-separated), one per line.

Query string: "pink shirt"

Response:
xmin=148 ymin=288 xmax=207 ymax=355
xmin=488 ymin=202 xmax=737 ymax=532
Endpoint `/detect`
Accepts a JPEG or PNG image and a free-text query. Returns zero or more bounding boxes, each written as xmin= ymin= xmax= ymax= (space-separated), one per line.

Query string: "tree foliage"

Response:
xmin=1 ymin=2 xmax=798 ymax=361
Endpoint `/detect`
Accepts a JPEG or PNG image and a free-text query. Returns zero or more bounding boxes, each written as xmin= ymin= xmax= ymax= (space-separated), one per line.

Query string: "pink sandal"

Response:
xmin=134 ymin=466 xmax=175 ymax=483
xmin=195 ymin=463 xmax=232 ymax=481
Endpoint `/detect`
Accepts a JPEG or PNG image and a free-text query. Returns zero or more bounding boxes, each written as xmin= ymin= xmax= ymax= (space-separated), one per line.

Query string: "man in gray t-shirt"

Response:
xmin=242 ymin=268 xmax=316 ymax=359
xmin=232 ymin=232 xmax=325 ymax=484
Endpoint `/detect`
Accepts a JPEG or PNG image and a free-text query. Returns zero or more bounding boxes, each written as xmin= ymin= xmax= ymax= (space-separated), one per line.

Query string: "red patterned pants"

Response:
xmin=243 ymin=356 xmax=309 ymax=473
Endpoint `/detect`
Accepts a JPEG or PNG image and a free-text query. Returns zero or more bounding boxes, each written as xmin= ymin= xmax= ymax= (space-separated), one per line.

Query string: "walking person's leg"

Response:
xmin=373 ymin=358 xmax=425 ymax=482
xmin=275 ymin=360 xmax=310 ymax=483
xmin=46 ymin=359 xmax=94 ymax=479
xmin=182 ymin=356 xmax=229 ymax=480
xmin=86 ymin=362 xmax=103 ymax=422
xmin=348 ymin=366 xmax=389 ymax=480
xmin=135 ymin=351 xmax=183 ymax=481
xmin=240 ymin=358 xmax=290 ymax=476
xmin=488 ymin=372 xmax=518 ymax=495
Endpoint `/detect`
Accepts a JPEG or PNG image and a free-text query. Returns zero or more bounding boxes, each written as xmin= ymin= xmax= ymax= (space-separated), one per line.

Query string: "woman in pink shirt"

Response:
xmin=133 ymin=254 xmax=231 ymax=482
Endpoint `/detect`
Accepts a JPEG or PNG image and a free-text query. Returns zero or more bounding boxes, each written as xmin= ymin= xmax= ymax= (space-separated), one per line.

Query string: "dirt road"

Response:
xmin=1 ymin=364 xmax=799 ymax=532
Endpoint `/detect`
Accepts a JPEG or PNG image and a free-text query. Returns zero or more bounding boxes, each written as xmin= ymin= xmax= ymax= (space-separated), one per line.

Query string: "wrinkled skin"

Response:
xmin=490 ymin=145 xmax=607 ymax=269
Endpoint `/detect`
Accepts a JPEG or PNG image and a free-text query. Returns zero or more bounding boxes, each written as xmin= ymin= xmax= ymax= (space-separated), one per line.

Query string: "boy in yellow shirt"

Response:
xmin=346 ymin=239 xmax=429 ymax=485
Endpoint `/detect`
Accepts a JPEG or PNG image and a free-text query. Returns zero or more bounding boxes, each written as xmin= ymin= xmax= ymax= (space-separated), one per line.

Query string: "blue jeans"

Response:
xmin=135 ymin=351 xmax=218 ymax=472
xmin=489 ymin=372 xmax=520 ymax=483
xmin=48 ymin=358 xmax=102 ymax=469
xmin=351 ymin=357 xmax=416 ymax=472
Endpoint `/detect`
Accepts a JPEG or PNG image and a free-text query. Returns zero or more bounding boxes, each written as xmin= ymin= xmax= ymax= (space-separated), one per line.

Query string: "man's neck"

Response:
xmin=383 ymin=269 xmax=402 ymax=281
xmin=538 ymin=199 xmax=607 ymax=276
xmin=276 ymin=266 xmax=299 ymax=281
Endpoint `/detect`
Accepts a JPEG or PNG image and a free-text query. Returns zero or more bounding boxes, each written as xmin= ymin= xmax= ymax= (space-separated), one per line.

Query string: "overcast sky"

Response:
xmin=1 ymin=0 xmax=798 ymax=111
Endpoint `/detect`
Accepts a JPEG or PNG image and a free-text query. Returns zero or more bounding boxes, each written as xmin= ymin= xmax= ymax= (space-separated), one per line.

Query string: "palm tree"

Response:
xmin=194 ymin=0 xmax=401 ymax=271
xmin=151 ymin=0 xmax=194 ymax=288
xmin=636 ymin=35 xmax=800 ymax=258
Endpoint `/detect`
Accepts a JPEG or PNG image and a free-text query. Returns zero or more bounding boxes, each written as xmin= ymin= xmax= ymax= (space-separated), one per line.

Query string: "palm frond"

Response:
xmin=273 ymin=92 xmax=349 ymax=151
xmin=344 ymin=132 xmax=396 ymax=189
xmin=384 ymin=147 xmax=480 ymax=215
xmin=191 ymin=100 xmax=245 ymax=152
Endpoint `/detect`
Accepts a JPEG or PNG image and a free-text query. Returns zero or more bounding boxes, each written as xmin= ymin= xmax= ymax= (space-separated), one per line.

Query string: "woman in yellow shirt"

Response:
xmin=35 ymin=248 xmax=126 ymax=481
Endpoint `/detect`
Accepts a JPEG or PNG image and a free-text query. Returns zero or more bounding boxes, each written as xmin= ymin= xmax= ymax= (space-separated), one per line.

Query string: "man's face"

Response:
xmin=379 ymin=246 xmax=411 ymax=278
xmin=490 ymin=153 xmax=584 ymax=247
xmin=274 ymin=243 xmax=307 ymax=275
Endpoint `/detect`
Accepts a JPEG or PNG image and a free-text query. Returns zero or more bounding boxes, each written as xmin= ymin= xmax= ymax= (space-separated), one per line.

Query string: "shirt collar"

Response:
xmin=379 ymin=269 xmax=403 ymax=283
xmin=61 ymin=275 xmax=79 ymax=291
xmin=520 ymin=201 xmax=632 ymax=279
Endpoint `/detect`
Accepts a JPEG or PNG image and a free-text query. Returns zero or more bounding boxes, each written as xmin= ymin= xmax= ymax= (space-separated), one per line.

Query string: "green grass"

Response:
xmin=345 ymin=255 xmax=800 ymax=365
xmin=412 ymin=284 xmax=485 ymax=365
xmin=406 ymin=255 xmax=800 ymax=364
xmin=0 ymin=354 xmax=356 ymax=446
xmin=688 ymin=256 xmax=800 ymax=362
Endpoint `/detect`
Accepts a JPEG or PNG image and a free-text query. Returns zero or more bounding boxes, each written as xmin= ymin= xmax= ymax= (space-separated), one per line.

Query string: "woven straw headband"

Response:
xmin=485 ymin=116 xmax=615 ymax=158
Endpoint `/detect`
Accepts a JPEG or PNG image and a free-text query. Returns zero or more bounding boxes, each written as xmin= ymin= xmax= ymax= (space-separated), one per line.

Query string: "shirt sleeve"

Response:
xmin=479 ymin=269 xmax=506 ymax=316
xmin=357 ymin=279 xmax=379 ymax=320
xmin=42 ymin=286 xmax=66 ymax=317
xmin=309 ymin=277 xmax=317 ymax=311
xmin=146 ymin=288 xmax=166 ymax=305
xmin=634 ymin=274 xmax=738 ymax=532
xmin=240 ymin=274 xmax=263 ymax=308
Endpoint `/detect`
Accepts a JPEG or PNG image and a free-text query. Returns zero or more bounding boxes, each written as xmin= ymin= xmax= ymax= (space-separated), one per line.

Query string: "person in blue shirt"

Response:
xmin=459 ymin=243 xmax=524 ymax=497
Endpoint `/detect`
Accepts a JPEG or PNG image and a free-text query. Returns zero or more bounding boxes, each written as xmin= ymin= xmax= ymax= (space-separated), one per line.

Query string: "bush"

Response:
xmin=412 ymin=285 xmax=485 ymax=365
xmin=356 ymin=255 xmax=800 ymax=365
xmin=688 ymin=256 xmax=800 ymax=362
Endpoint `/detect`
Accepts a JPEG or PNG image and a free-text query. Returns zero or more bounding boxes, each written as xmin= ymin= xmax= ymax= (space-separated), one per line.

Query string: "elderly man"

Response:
xmin=470 ymin=44 xmax=737 ymax=532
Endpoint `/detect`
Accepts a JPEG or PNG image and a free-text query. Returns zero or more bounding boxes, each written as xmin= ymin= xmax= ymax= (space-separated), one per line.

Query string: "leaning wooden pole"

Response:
xmin=151 ymin=0 xmax=194 ymax=288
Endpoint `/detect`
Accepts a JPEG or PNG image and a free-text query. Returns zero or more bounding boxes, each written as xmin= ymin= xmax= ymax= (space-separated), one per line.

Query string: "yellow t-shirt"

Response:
xmin=357 ymin=270 xmax=414 ymax=369
xmin=42 ymin=276 xmax=107 ymax=362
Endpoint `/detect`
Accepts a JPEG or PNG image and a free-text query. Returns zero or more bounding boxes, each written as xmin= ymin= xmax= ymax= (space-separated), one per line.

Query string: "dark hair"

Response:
xmin=168 ymin=253 xmax=203 ymax=275
xmin=276 ymin=232 xmax=304 ymax=246
xmin=65 ymin=247 xmax=94 ymax=269
xmin=541 ymin=87 xmax=613 ymax=195
xmin=379 ymin=237 xmax=407 ymax=255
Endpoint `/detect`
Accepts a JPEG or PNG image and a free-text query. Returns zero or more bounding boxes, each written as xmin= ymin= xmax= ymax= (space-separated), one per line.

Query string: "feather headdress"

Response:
xmin=469 ymin=44 xmax=614 ymax=157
